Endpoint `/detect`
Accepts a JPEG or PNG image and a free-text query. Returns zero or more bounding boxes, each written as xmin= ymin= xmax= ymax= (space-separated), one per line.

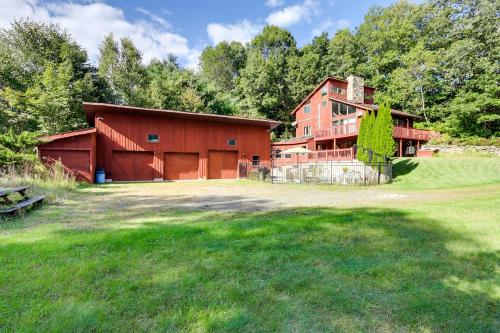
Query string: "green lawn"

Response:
xmin=0 ymin=157 xmax=499 ymax=332
xmin=390 ymin=156 xmax=500 ymax=189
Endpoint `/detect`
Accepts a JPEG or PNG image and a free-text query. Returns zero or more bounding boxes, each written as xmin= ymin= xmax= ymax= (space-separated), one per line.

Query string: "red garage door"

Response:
xmin=40 ymin=149 xmax=91 ymax=182
xmin=208 ymin=150 xmax=238 ymax=179
xmin=164 ymin=153 xmax=199 ymax=180
xmin=112 ymin=151 xmax=154 ymax=181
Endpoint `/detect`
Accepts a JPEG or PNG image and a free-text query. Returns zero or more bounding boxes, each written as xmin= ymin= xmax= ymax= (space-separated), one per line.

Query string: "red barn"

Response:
xmin=38 ymin=103 xmax=280 ymax=183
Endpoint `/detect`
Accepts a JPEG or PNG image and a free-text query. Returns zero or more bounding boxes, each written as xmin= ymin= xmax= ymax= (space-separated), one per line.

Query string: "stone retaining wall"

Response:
xmin=421 ymin=144 xmax=500 ymax=156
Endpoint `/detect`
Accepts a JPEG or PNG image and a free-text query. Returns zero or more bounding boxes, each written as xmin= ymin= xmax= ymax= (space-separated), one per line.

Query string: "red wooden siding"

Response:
xmin=164 ymin=153 xmax=199 ymax=180
xmin=38 ymin=130 xmax=96 ymax=183
xmin=36 ymin=104 xmax=277 ymax=182
xmin=95 ymin=111 xmax=271 ymax=180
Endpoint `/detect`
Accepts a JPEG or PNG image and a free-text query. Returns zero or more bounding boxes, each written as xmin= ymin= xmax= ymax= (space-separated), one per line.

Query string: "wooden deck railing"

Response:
xmin=392 ymin=127 xmax=440 ymax=141
xmin=314 ymin=124 xmax=358 ymax=139
xmin=315 ymin=124 xmax=439 ymax=141
xmin=273 ymin=148 xmax=354 ymax=165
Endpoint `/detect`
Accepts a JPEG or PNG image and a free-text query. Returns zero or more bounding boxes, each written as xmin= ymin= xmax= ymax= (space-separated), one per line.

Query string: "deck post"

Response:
xmin=333 ymin=138 xmax=336 ymax=150
xmin=417 ymin=140 xmax=420 ymax=151
xmin=399 ymin=138 xmax=403 ymax=157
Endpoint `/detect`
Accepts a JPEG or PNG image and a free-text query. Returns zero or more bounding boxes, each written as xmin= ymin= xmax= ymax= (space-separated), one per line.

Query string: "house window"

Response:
xmin=365 ymin=93 xmax=374 ymax=100
xmin=252 ymin=155 xmax=260 ymax=166
xmin=322 ymin=100 xmax=327 ymax=109
xmin=332 ymin=101 xmax=357 ymax=117
xmin=147 ymin=134 xmax=159 ymax=142
xmin=393 ymin=118 xmax=405 ymax=127
xmin=275 ymin=149 xmax=282 ymax=158
xmin=227 ymin=138 xmax=237 ymax=146
xmin=304 ymin=103 xmax=311 ymax=114
xmin=321 ymin=85 xmax=328 ymax=96
xmin=284 ymin=153 xmax=292 ymax=158
xmin=303 ymin=125 xmax=311 ymax=136
xmin=330 ymin=86 xmax=344 ymax=94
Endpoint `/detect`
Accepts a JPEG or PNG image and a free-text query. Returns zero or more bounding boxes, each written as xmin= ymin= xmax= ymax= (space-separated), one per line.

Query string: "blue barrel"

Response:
xmin=95 ymin=168 xmax=105 ymax=184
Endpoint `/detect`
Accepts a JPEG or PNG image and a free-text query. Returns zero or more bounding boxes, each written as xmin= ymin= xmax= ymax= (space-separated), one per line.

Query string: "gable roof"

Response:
xmin=291 ymin=77 xmax=376 ymax=115
xmin=38 ymin=127 xmax=97 ymax=143
xmin=83 ymin=102 xmax=281 ymax=130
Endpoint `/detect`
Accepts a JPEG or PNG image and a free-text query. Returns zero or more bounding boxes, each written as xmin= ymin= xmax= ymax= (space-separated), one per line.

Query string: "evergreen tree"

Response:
xmin=373 ymin=104 xmax=396 ymax=162
xmin=356 ymin=113 xmax=368 ymax=162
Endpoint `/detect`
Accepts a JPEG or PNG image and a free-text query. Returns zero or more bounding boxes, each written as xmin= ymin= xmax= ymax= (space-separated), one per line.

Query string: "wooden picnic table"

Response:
xmin=0 ymin=186 xmax=29 ymax=204
xmin=0 ymin=186 xmax=46 ymax=216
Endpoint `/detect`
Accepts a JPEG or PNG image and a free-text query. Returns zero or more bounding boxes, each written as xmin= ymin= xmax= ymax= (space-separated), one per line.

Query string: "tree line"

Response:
xmin=0 ymin=0 xmax=498 ymax=146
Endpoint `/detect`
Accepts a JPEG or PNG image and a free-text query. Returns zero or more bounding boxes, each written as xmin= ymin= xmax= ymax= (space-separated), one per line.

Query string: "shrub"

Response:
xmin=0 ymin=160 xmax=77 ymax=203
xmin=0 ymin=130 xmax=40 ymax=169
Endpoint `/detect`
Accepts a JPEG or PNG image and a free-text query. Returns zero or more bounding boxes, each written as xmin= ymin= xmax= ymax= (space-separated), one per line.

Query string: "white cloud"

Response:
xmin=311 ymin=18 xmax=351 ymax=36
xmin=265 ymin=0 xmax=318 ymax=27
xmin=337 ymin=19 xmax=351 ymax=29
xmin=0 ymin=0 xmax=200 ymax=67
xmin=265 ymin=0 xmax=285 ymax=7
xmin=207 ymin=20 xmax=262 ymax=45
xmin=311 ymin=19 xmax=333 ymax=36
xmin=136 ymin=7 xmax=172 ymax=30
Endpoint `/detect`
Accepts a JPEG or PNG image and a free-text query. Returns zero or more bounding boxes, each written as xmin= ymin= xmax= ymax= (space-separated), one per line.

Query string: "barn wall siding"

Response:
xmin=38 ymin=132 xmax=96 ymax=183
xmin=95 ymin=111 xmax=271 ymax=180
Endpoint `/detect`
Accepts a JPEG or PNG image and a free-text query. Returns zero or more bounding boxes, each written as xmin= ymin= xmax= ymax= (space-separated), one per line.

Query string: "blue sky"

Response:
xmin=0 ymin=0 xmax=418 ymax=67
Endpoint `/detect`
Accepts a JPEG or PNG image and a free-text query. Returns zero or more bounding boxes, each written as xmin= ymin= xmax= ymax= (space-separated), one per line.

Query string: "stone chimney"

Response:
xmin=347 ymin=75 xmax=364 ymax=103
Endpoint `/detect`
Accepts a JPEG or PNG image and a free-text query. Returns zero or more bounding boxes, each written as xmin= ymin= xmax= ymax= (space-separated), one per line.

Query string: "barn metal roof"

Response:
xmin=83 ymin=102 xmax=281 ymax=130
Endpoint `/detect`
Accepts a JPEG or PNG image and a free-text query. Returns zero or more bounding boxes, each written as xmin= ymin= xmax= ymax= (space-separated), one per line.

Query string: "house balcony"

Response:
xmin=314 ymin=124 xmax=359 ymax=141
xmin=314 ymin=125 xmax=439 ymax=142
xmin=392 ymin=127 xmax=440 ymax=141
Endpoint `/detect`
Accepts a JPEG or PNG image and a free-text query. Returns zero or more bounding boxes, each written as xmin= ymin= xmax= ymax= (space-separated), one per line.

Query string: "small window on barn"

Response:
xmin=252 ymin=155 xmax=260 ymax=166
xmin=147 ymin=134 xmax=159 ymax=142
xmin=227 ymin=138 xmax=237 ymax=146
xmin=275 ymin=149 xmax=282 ymax=158
xmin=284 ymin=153 xmax=292 ymax=159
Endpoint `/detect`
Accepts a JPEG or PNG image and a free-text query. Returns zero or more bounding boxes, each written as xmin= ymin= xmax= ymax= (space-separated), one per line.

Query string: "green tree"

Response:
xmin=0 ymin=129 xmax=39 ymax=168
xmin=97 ymin=35 xmax=148 ymax=106
xmin=200 ymin=41 xmax=246 ymax=93
xmin=237 ymin=25 xmax=297 ymax=127
xmin=373 ymin=104 xmax=396 ymax=162
xmin=326 ymin=29 xmax=359 ymax=78
xmin=356 ymin=113 xmax=369 ymax=162
xmin=0 ymin=19 xmax=101 ymax=134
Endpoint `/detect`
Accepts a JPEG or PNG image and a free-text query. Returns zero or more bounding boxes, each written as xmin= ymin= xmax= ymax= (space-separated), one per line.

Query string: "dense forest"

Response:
xmin=0 ymin=0 xmax=498 ymax=147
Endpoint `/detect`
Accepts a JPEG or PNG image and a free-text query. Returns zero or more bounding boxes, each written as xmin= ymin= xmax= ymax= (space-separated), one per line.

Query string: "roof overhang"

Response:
xmin=38 ymin=127 xmax=97 ymax=143
xmin=83 ymin=102 xmax=281 ymax=130
xmin=327 ymin=97 xmax=423 ymax=120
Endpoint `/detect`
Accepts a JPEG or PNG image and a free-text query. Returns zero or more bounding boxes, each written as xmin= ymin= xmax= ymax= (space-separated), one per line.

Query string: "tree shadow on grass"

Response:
xmin=0 ymin=206 xmax=498 ymax=332
xmin=392 ymin=158 xmax=419 ymax=181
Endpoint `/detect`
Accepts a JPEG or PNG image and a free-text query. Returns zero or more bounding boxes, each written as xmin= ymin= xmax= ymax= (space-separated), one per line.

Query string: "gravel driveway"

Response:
xmin=76 ymin=180 xmax=489 ymax=213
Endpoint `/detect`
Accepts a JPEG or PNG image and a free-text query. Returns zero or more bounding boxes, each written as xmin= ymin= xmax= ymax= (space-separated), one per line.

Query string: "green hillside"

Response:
xmin=391 ymin=157 xmax=500 ymax=189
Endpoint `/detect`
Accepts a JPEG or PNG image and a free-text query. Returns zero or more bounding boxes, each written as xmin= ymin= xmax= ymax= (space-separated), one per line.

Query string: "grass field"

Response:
xmin=0 ymin=157 xmax=499 ymax=332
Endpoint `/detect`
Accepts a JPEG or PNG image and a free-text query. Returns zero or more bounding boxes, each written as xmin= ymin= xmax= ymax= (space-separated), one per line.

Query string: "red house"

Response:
xmin=272 ymin=76 xmax=439 ymax=161
xmin=38 ymin=103 xmax=279 ymax=183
